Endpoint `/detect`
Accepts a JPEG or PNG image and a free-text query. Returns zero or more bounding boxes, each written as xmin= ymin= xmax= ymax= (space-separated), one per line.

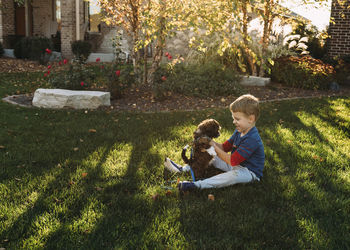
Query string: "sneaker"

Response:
xmin=164 ymin=157 xmax=183 ymax=173
xmin=177 ymin=181 xmax=196 ymax=191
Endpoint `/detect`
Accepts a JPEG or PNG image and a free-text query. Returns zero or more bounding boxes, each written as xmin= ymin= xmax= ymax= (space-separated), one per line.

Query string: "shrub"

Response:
xmin=332 ymin=55 xmax=350 ymax=85
xmin=94 ymin=63 xmax=136 ymax=99
xmin=14 ymin=36 xmax=53 ymax=64
xmin=152 ymin=61 xmax=244 ymax=99
xmin=271 ymin=56 xmax=335 ymax=89
xmin=71 ymin=40 xmax=92 ymax=62
xmin=0 ymin=41 xmax=4 ymax=57
xmin=47 ymin=59 xmax=95 ymax=90
xmin=46 ymin=57 xmax=136 ymax=96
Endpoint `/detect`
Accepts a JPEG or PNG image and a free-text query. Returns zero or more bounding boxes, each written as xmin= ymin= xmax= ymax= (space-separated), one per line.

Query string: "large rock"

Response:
xmin=32 ymin=89 xmax=110 ymax=109
xmin=239 ymin=76 xmax=271 ymax=87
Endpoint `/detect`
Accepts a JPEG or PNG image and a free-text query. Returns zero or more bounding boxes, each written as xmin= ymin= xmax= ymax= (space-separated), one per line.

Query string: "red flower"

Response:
xmin=96 ymin=57 xmax=101 ymax=62
xmin=115 ymin=70 xmax=121 ymax=77
xmin=80 ymin=81 xmax=84 ymax=86
xmin=63 ymin=59 xmax=68 ymax=64
xmin=45 ymin=48 xmax=52 ymax=54
xmin=44 ymin=73 xmax=48 ymax=77
xmin=47 ymin=65 xmax=52 ymax=69
xmin=47 ymin=70 xmax=51 ymax=75
xmin=168 ymin=55 xmax=172 ymax=60
xmin=165 ymin=52 xmax=169 ymax=57
xmin=161 ymin=76 xmax=167 ymax=81
xmin=59 ymin=61 xmax=62 ymax=66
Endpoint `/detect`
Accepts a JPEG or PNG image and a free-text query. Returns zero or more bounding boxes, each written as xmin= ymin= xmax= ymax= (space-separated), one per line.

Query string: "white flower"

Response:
xmin=297 ymin=43 xmax=308 ymax=50
xmin=288 ymin=40 xmax=297 ymax=49
xmin=299 ymin=37 xmax=309 ymax=43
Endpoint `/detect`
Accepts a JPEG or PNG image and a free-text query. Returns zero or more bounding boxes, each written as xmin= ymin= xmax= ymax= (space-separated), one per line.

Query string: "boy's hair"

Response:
xmin=230 ymin=94 xmax=260 ymax=121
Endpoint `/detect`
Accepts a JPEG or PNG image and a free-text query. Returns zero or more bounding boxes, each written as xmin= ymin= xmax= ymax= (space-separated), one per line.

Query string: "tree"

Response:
xmin=98 ymin=0 xmax=191 ymax=84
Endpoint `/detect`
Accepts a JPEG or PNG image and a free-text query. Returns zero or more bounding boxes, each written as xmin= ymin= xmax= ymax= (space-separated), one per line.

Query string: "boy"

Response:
xmin=164 ymin=94 xmax=265 ymax=191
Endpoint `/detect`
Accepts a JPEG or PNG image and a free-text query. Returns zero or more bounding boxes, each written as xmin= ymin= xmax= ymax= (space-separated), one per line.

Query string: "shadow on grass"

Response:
xmin=0 ymin=107 xmax=210 ymax=248
xmin=1 ymin=97 xmax=349 ymax=249
xmin=177 ymin=97 xmax=350 ymax=249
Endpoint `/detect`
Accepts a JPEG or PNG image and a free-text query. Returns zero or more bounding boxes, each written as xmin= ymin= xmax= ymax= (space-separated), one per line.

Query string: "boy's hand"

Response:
xmin=209 ymin=140 xmax=215 ymax=146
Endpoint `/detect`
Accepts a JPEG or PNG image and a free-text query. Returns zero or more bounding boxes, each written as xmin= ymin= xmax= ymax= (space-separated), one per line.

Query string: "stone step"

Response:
xmin=239 ymin=76 xmax=271 ymax=86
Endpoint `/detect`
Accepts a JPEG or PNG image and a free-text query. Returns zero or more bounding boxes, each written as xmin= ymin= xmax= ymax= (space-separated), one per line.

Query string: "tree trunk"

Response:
xmin=259 ymin=0 xmax=272 ymax=77
xmin=241 ymin=0 xmax=257 ymax=76
xmin=147 ymin=2 xmax=166 ymax=85
xmin=143 ymin=46 xmax=148 ymax=84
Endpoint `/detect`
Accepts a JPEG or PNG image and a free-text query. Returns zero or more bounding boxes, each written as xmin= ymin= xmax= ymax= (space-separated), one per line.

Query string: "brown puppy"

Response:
xmin=182 ymin=119 xmax=223 ymax=180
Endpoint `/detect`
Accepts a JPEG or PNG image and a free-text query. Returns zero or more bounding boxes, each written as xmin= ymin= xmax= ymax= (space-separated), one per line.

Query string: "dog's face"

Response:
xmin=193 ymin=119 xmax=221 ymax=140
xmin=193 ymin=136 xmax=212 ymax=151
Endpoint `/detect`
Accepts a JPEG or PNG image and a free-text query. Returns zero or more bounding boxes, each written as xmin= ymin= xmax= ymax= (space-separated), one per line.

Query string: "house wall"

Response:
xmin=0 ymin=0 xmax=15 ymax=47
xmin=328 ymin=0 xmax=350 ymax=57
xmin=32 ymin=0 xmax=57 ymax=37
xmin=60 ymin=0 xmax=87 ymax=58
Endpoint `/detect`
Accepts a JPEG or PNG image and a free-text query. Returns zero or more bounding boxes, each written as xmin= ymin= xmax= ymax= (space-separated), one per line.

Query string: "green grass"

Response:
xmin=1 ymin=72 xmax=350 ymax=249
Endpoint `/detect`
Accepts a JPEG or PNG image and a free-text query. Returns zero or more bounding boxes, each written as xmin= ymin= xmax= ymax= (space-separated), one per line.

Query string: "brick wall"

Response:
xmin=60 ymin=0 xmax=87 ymax=58
xmin=32 ymin=0 xmax=56 ymax=37
xmin=0 ymin=0 xmax=15 ymax=47
xmin=328 ymin=0 xmax=350 ymax=57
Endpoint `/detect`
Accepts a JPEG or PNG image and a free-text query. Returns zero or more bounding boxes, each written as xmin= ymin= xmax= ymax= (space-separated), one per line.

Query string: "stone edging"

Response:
xmin=2 ymin=95 xmax=33 ymax=108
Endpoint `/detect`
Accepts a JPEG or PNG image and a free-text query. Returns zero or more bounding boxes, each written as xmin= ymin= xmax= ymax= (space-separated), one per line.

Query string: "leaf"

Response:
xmin=82 ymin=172 xmax=88 ymax=178
xmin=0 ymin=145 xmax=5 ymax=149
xmin=89 ymin=129 xmax=97 ymax=133
xmin=208 ymin=194 xmax=215 ymax=201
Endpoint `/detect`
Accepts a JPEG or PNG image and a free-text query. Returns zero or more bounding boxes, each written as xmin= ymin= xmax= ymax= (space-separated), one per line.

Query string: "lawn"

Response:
xmin=1 ymin=72 xmax=350 ymax=249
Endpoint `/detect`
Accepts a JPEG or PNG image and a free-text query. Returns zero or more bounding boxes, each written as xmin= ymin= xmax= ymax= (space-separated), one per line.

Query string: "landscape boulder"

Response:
xmin=32 ymin=88 xmax=110 ymax=109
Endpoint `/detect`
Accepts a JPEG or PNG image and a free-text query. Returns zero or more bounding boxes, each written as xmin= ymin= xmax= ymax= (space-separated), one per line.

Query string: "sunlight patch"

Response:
xmin=22 ymin=212 xmax=61 ymax=248
xmin=297 ymin=217 xmax=329 ymax=247
xmin=68 ymin=197 xmax=105 ymax=235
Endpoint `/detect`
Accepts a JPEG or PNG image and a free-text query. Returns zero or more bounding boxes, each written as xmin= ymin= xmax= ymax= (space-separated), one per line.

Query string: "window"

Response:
xmin=88 ymin=0 xmax=101 ymax=32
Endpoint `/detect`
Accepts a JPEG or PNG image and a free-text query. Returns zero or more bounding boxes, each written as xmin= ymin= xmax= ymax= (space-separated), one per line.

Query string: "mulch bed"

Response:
xmin=1 ymin=57 xmax=350 ymax=112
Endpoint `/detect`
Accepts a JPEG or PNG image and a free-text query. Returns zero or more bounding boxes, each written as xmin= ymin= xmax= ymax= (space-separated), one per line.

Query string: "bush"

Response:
xmin=71 ymin=40 xmax=92 ymax=62
xmin=14 ymin=36 xmax=53 ymax=64
xmin=0 ymin=42 xmax=4 ymax=57
xmin=47 ymin=58 xmax=136 ymax=95
xmin=152 ymin=62 xmax=244 ymax=99
xmin=271 ymin=56 xmax=335 ymax=90
xmin=94 ymin=63 xmax=136 ymax=99
xmin=332 ymin=55 xmax=350 ymax=86
xmin=48 ymin=60 xmax=95 ymax=90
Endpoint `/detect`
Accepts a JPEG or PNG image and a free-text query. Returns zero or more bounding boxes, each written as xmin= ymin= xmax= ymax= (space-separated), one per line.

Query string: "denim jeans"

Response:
xmin=194 ymin=156 xmax=260 ymax=189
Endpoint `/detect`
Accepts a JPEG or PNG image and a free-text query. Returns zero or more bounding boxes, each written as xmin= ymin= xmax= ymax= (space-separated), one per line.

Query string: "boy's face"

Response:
xmin=232 ymin=112 xmax=255 ymax=135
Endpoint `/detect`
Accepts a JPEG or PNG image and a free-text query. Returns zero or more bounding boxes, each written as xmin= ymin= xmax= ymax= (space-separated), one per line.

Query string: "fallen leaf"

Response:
xmin=208 ymin=194 xmax=215 ymax=201
xmin=82 ymin=172 xmax=88 ymax=178
xmin=73 ymin=147 xmax=79 ymax=151
xmin=0 ymin=145 xmax=5 ymax=149
xmin=89 ymin=129 xmax=97 ymax=133
xmin=151 ymin=194 xmax=159 ymax=201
